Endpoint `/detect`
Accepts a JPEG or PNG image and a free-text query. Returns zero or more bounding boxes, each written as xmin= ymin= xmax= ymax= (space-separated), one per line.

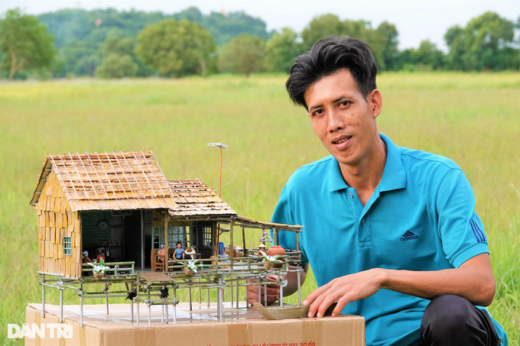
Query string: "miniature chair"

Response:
xmin=155 ymin=254 xmax=165 ymax=272
xmin=151 ymin=249 xmax=165 ymax=272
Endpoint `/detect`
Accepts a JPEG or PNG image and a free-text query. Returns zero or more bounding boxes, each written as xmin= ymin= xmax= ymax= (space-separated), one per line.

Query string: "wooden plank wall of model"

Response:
xmin=35 ymin=170 xmax=82 ymax=278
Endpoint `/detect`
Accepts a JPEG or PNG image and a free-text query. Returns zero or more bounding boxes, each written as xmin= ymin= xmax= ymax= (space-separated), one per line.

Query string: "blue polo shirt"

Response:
xmin=274 ymin=134 xmax=507 ymax=346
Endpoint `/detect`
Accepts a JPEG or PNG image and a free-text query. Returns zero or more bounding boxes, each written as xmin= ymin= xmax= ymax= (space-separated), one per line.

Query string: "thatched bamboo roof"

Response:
xmin=30 ymin=150 xmax=236 ymax=215
xmin=168 ymin=179 xmax=236 ymax=216
xmin=30 ymin=151 xmax=177 ymax=211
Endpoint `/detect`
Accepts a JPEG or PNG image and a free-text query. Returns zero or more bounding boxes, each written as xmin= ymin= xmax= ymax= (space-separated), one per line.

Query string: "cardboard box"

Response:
xmin=25 ymin=303 xmax=365 ymax=346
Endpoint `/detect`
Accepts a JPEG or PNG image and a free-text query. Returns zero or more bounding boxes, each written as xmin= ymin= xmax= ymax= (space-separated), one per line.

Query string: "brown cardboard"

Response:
xmin=25 ymin=303 xmax=365 ymax=346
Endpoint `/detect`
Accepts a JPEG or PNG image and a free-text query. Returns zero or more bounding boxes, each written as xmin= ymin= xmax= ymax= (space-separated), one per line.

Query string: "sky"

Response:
xmin=1 ymin=0 xmax=519 ymax=51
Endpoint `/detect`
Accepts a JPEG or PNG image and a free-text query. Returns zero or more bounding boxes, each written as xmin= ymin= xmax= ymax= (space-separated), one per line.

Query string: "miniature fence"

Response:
xmin=165 ymin=251 xmax=302 ymax=273
xmin=82 ymin=261 xmax=135 ymax=275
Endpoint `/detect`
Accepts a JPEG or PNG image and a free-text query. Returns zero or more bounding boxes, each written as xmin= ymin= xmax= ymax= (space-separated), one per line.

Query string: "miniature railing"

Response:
xmin=165 ymin=251 xmax=302 ymax=274
xmin=82 ymin=261 xmax=135 ymax=275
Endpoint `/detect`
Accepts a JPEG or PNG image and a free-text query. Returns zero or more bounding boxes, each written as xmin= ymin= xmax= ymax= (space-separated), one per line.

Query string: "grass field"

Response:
xmin=0 ymin=72 xmax=519 ymax=345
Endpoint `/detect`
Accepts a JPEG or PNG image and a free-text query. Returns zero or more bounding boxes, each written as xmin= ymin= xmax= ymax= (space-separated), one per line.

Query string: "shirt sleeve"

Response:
xmin=436 ymin=168 xmax=490 ymax=268
xmin=271 ymin=184 xmax=309 ymax=266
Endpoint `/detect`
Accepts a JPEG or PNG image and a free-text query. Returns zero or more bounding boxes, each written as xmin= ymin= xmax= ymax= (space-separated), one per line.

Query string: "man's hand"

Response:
xmin=304 ymin=254 xmax=496 ymax=318
xmin=247 ymin=275 xmax=280 ymax=306
xmin=304 ymin=269 xmax=384 ymax=318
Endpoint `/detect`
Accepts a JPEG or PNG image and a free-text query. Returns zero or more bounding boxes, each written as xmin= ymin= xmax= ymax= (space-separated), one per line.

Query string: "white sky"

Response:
xmin=1 ymin=0 xmax=518 ymax=51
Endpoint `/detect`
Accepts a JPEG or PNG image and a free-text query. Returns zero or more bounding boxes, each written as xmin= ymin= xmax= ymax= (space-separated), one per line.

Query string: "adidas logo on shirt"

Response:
xmin=400 ymin=231 xmax=419 ymax=241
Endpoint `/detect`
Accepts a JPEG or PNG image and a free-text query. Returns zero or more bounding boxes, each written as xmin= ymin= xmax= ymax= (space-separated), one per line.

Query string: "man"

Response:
xmin=248 ymin=37 xmax=507 ymax=346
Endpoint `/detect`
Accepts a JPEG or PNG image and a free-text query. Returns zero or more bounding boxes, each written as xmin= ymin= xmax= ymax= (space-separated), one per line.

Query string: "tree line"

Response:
xmin=1 ymin=7 xmax=519 ymax=80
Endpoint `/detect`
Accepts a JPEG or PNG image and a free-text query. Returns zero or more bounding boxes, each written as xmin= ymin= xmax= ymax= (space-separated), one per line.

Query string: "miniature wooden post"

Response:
xmin=164 ymin=211 xmax=169 ymax=273
xmin=59 ymin=287 xmax=64 ymax=323
xmin=241 ymin=226 xmax=246 ymax=254
xmin=136 ymin=280 xmax=140 ymax=325
xmin=80 ymin=287 xmax=84 ymax=327
xmin=229 ymin=217 xmax=234 ymax=270
xmin=140 ymin=210 xmax=145 ymax=270
xmin=296 ymin=231 xmax=301 ymax=305
xmin=41 ymin=276 xmax=45 ymax=318
xmin=173 ymin=284 xmax=177 ymax=324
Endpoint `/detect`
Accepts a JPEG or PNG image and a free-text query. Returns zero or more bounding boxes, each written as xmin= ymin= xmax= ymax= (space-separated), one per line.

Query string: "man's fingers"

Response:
xmin=303 ymin=283 xmax=330 ymax=306
xmin=307 ymin=286 xmax=337 ymax=317
xmin=308 ymin=286 xmax=344 ymax=318
xmin=331 ymin=296 xmax=351 ymax=317
xmin=316 ymin=294 xmax=340 ymax=318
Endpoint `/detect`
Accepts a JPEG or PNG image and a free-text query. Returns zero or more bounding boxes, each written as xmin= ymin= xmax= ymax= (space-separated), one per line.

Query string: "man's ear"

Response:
xmin=369 ymin=89 xmax=382 ymax=119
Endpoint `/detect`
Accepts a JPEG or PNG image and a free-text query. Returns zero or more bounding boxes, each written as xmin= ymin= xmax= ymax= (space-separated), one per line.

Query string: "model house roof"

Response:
xmin=168 ymin=179 xmax=236 ymax=216
xmin=30 ymin=150 xmax=237 ymax=214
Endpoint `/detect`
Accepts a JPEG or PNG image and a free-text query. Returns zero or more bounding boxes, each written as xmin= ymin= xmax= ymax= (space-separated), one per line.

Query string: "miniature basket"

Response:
xmin=264 ymin=261 xmax=275 ymax=271
xmin=184 ymin=267 xmax=195 ymax=276
xmin=94 ymin=272 xmax=104 ymax=280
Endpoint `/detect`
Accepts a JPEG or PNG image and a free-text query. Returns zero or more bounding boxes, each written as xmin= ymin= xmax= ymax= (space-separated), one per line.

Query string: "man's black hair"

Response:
xmin=286 ymin=36 xmax=378 ymax=110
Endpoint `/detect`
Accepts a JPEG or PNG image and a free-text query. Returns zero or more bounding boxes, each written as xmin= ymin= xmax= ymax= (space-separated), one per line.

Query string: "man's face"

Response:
xmin=304 ymin=69 xmax=381 ymax=166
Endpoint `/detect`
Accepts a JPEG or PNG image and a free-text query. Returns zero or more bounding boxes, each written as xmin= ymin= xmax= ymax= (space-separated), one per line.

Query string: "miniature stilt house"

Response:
xmin=30 ymin=151 xmax=236 ymax=278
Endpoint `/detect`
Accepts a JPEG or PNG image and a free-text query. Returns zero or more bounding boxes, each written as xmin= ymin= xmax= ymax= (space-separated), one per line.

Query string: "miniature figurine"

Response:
xmin=82 ymin=251 xmax=94 ymax=264
xmin=185 ymin=245 xmax=196 ymax=259
xmin=174 ymin=242 xmax=185 ymax=260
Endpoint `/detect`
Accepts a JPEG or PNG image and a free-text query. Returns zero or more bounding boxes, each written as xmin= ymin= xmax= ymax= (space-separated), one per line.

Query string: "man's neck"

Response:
xmin=339 ymin=134 xmax=387 ymax=201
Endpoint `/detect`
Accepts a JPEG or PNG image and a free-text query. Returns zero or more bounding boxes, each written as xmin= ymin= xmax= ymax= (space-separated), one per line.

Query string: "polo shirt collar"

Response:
xmin=328 ymin=133 xmax=407 ymax=192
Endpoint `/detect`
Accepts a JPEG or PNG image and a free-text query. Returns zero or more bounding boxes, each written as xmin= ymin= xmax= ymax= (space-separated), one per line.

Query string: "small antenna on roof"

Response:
xmin=207 ymin=143 xmax=228 ymax=197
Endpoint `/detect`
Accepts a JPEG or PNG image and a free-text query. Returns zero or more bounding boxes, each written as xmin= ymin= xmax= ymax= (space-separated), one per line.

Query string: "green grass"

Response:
xmin=0 ymin=72 xmax=519 ymax=345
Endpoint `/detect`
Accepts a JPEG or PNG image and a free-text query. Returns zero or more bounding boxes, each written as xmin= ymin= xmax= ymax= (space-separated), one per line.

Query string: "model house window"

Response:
xmin=63 ymin=236 xmax=72 ymax=255
xmin=152 ymin=226 xmax=189 ymax=249
xmin=203 ymin=227 xmax=212 ymax=247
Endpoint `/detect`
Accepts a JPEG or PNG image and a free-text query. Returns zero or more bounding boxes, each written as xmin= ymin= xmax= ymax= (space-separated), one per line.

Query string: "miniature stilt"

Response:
xmin=173 ymin=287 xmax=177 ymax=324
xmin=279 ymin=275 xmax=284 ymax=306
xmin=198 ymin=279 xmax=202 ymax=305
xmin=80 ymin=289 xmax=84 ymax=327
xmin=41 ymin=278 xmax=45 ymax=318
xmin=106 ymin=291 xmax=109 ymax=320
xmin=131 ymin=298 xmax=134 ymax=323
xmin=189 ymin=284 xmax=192 ymax=311
xmin=59 ymin=288 xmax=64 ymax=323
xmin=236 ymin=280 xmax=240 ymax=308
xmin=136 ymin=299 xmax=140 ymax=325
xmin=165 ymin=300 xmax=169 ymax=324
xmin=297 ymin=270 xmax=302 ymax=306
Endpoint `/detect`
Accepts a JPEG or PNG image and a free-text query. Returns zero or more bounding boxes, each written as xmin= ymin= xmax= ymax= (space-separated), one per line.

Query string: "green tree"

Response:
xmin=95 ymin=54 xmax=137 ymax=78
xmin=136 ymin=19 xmax=216 ymax=77
xmin=95 ymin=36 xmax=151 ymax=78
xmin=265 ymin=28 xmax=302 ymax=73
xmin=413 ymin=40 xmax=445 ymax=70
xmin=300 ymin=14 xmax=387 ymax=70
xmin=376 ymin=21 xmax=399 ymax=70
xmin=95 ymin=36 xmax=138 ymax=78
xmin=394 ymin=41 xmax=445 ymax=71
xmin=219 ymin=34 xmax=265 ymax=76
xmin=301 ymin=14 xmax=343 ymax=49
xmin=444 ymin=26 xmax=466 ymax=70
xmin=101 ymin=36 xmax=135 ymax=57
xmin=445 ymin=12 xmax=519 ymax=70
xmin=0 ymin=8 xmax=55 ymax=80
